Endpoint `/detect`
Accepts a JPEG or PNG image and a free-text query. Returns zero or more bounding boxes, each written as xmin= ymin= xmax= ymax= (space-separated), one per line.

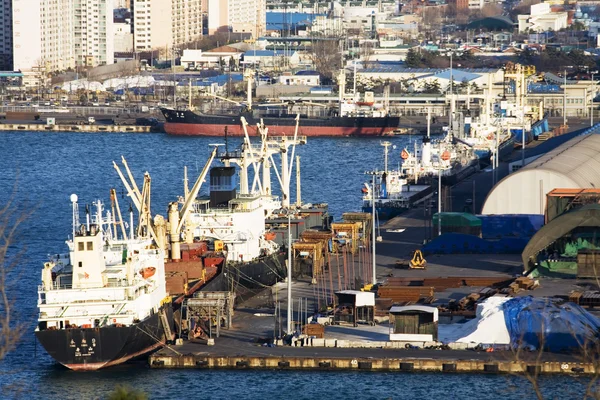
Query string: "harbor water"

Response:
xmin=0 ymin=131 xmax=590 ymax=399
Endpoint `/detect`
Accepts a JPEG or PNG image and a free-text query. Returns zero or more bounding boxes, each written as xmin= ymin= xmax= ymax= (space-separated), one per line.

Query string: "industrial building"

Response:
xmin=482 ymin=131 xmax=600 ymax=216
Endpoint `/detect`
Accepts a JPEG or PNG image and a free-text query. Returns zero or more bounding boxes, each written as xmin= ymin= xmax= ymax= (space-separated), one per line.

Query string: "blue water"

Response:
xmin=0 ymin=131 xmax=589 ymax=399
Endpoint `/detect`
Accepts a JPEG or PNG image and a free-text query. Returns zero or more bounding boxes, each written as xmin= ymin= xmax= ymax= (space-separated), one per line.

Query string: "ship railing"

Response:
xmin=39 ymin=309 xmax=136 ymax=321
xmin=265 ymin=136 xmax=307 ymax=144
xmin=190 ymin=207 xmax=256 ymax=216
xmin=39 ymin=291 xmax=141 ymax=306
xmin=38 ymin=278 xmax=143 ymax=293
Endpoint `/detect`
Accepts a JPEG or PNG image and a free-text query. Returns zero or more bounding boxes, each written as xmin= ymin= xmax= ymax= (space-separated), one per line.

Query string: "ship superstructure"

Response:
xmin=36 ymin=194 xmax=172 ymax=370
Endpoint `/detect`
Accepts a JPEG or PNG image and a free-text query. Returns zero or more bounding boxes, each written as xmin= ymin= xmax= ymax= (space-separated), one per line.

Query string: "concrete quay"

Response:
xmin=149 ymin=353 xmax=594 ymax=375
xmin=0 ymin=123 xmax=152 ymax=133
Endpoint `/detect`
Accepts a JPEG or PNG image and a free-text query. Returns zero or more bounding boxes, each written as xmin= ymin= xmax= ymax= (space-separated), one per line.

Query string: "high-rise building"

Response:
xmin=0 ymin=0 xmax=13 ymax=70
xmin=131 ymin=0 xmax=202 ymax=52
xmin=132 ymin=0 xmax=172 ymax=51
xmin=74 ymin=0 xmax=114 ymax=67
xmin=207 ymin=0 xmax=264 ymax=38
xmin=172 ymin=0 xmax=201 ymax=46
xmin=13 ymin=0 xmax=114 ymax=72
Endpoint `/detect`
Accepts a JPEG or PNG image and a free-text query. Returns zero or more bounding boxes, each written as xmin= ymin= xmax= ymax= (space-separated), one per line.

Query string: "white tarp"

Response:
xmin=60 ymin=79 xmax=106 ymax=92
xmin=438 ymin=296 xmax=511 ymax=345
xmin=103 ymin=75 xmax=156 ymax=90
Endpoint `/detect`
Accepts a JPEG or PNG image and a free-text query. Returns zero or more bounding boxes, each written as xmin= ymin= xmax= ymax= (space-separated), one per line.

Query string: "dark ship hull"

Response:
xmin=161 ymin=108 xmax=400 ymax=137
xmin=35 ymin=306 xmax=173 ymax=371
xmin=202 ymin=252 xmax=287 ymax=299
xmin=475 ymin=136 xmax=516 ymax=167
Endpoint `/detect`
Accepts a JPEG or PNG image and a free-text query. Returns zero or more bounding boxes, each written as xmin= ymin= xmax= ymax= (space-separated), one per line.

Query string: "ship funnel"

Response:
xmin=421 ymin=136 xmax=432 ymax=166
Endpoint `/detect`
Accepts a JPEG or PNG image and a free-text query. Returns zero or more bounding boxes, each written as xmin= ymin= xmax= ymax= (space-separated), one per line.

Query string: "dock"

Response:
xmin=149 ymin=125 xmax=600 ymax=375
xmin=0 ymin=123 xmax=152 ymax=133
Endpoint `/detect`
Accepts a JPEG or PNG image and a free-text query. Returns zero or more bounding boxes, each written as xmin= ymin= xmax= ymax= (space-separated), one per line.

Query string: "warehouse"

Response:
xmin=482 ymin=132 xmax=600 ymax=216
xmin=521 ymin=204 xmax=600 ymax=276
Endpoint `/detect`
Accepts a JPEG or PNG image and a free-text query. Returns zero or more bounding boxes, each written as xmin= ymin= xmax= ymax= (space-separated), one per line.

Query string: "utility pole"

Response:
xmin=591 ymin=73 xmax=595 ymax=127
xmin=371 ymin=174 xmax=377 ymax=285
xmin=287 ymin=213 xmax=292 ymax=333
xmin=563 ymin=71 xmax=567 ymax=127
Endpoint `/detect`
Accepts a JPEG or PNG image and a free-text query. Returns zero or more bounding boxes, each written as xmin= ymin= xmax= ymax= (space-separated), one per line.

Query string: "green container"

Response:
xmin=432 ymin=212 xmax=481 ymax=227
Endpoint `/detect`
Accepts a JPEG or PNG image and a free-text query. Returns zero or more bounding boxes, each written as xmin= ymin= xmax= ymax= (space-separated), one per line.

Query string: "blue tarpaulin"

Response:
xmin=502 ymin=297 xmax=600 ymax=352
xmin=479 ymin=214 xmax=544 ymax=240
xmin=422 ymin=233 xmax=529 ymax=255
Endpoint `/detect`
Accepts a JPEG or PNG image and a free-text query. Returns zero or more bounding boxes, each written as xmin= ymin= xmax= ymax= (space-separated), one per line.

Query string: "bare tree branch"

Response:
xmin=0 ymin=192 xmax=31 ymax=361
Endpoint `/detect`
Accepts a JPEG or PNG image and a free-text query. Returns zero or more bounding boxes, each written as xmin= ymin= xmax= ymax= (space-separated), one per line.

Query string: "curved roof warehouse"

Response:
xmin=482 ymin=132 xmax=600 ymax=215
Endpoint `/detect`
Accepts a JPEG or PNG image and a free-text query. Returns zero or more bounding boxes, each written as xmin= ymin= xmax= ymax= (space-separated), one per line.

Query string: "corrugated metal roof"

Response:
xmin=359 ymin=67 xmax=499 ymax=74
xmin=482 ymin=129 xmax=600 ymax=215
xmin=524 ymin=132 xmax=600 ymax=188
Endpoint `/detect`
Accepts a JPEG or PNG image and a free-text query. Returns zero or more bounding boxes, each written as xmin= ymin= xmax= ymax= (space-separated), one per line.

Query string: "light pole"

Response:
xmin=286 ymin=213 xmax=292 ymax=333
xmin=438 ymin=158 xmax=442 ymax=237
xmin=371 ymin=174 xmax=376 ymax=286
xmin=172 ymin=46 xmax=178 ymax=109
xmin=591 ymin=73 xmax=595 ymax=127
xmin=563 ymin=70 xmax=567 ymax=127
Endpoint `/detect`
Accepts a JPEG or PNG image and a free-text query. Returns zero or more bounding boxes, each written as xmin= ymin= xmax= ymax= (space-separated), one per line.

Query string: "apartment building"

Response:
xmin=172 ymin=0 xmax=201 ymax=46
xmin=0 ymin=0 xmax=12 ymax=70
xmin=229 ymin=0 xmax=265 ymax=37
xmin=131 ymin=0 xmax=172 ymax=51
xmin=207 ymin=0 xmax=265 ymax=38
xmin=132 ymin=0 xmax=202 ymax=52
xmin=74 ymin=0 xmax=114 ymax=67
xmin=13 ymin=0 xmax=113 ymax=73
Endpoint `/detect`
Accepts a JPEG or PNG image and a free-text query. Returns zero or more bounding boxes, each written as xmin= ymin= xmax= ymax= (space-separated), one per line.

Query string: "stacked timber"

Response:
xmin=303 ymin=323 xmax=325 ymax=338
xmin=166 ymin=271 xmax=188 ymax=295
xmin=377 ymin=286 xmax=434 ymax=303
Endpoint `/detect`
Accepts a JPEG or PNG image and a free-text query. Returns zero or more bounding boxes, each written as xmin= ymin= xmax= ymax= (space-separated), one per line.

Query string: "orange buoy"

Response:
xmin=441 ymin=150 xmax=451 ymax=161
xmin=401 ymin=149 xmax=410 ymax=159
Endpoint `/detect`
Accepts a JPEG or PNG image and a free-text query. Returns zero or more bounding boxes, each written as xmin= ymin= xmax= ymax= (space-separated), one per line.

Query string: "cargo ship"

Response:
xmin=115 ymin=122 xmax=319 ymax=303
xmin=160 ymin=68 xmax=400 ymax=137
xmin=36 ymin=195 xmax=173 ymax=370
xmin=362 ymin=142 xmax=433 ymax=220
xmin=399 ymin=110 xmax=479 ymax=186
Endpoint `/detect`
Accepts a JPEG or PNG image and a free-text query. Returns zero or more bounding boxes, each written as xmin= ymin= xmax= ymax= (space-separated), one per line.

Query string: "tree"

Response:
xmin=423 ymin=79 xmax=441 ymax=94
xmin=309 ymin=38 xmax=343 ymax=83
xmin=0 ymin=195 xmax=29 ymax=362
xmin=360 ymin=40 xmax=375 ymax=69
xmin=405 ymin=48 xmax=422 ymax=68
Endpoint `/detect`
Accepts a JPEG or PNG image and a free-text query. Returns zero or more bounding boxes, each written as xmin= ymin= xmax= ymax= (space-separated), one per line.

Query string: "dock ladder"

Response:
xmin=159 ymin=308 xmax=173 ymax=343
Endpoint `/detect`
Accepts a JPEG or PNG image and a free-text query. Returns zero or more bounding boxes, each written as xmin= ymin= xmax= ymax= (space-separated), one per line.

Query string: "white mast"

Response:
xmin=295 ymin=155 xmax=301 ymax=207
xmin=371 ymin=174 xmax=376 ymax=285
xmin=71 ymin=194 xmax=79 ymax=239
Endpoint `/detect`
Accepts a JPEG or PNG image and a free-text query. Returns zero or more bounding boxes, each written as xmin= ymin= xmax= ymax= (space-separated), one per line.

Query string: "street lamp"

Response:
xmin=591 ymin=73 xmax=595 ymax=127
xmin=287 ymin=212 xmax=292 ymax=333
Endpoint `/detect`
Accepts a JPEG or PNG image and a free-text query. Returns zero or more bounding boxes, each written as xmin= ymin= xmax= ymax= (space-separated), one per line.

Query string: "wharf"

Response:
xmin=0 ymin=123 xmax=152 ymax=133
xmin=151 ymin=137 xmax=600 ymax=374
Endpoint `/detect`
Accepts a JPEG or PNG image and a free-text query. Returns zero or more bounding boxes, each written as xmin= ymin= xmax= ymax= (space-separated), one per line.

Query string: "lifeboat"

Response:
xmin=265 ymin=232 xmax=277 ymax=241
xmin=140 ymin=267 xmax=156 ymax=279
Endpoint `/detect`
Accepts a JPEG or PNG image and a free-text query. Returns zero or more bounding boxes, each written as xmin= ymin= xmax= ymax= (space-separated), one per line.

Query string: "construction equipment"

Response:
xmin=409 ymin=250 xmax=427 ymax=269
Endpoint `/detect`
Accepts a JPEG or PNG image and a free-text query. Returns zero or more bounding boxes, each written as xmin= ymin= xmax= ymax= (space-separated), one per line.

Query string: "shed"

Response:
xmin=521 ymin=204 xmax=600 ymax=275
xmin=482 ymin=132 xmax=600 ymax=215
xmin=389 ymin=305 xmax=438 ymax=341
xmin=333 ymin=290 xmax=375 ymax=326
